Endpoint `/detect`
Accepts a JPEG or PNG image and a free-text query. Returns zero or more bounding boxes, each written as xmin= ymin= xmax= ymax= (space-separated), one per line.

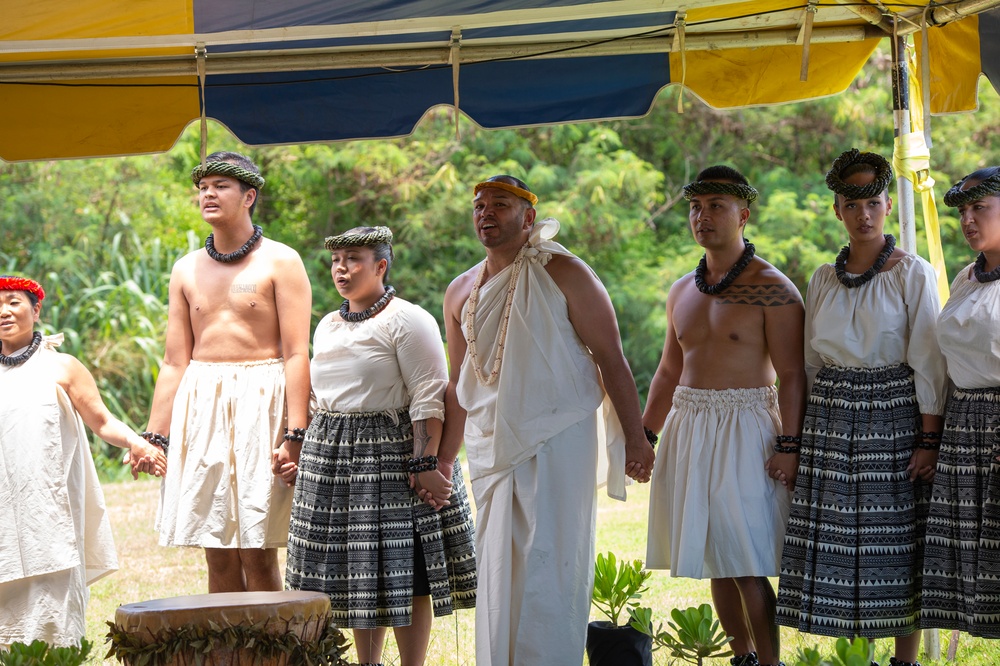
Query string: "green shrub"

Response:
xmin=0 ymin=638 xmax=91 ymax=666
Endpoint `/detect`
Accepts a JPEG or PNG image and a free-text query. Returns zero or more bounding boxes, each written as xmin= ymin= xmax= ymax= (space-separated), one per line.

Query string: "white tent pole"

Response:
xmin=891 ymin=32 xmax=917 ymax=255
xmin=892 ymin=31 xmax=942 ymax=660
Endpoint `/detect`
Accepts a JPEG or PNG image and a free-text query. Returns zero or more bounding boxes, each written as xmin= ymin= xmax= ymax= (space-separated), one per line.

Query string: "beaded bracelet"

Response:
xmin=283 ymin=427 xmax=306 ymax=443
xmin=917 ymin=431 xmax=942 ymax=451
xmin=407 ymin=455 xmax=438 ymax=474
xmin=140 ymin=431 xmax=170 ymax=454
xmin=774 ymin=434 xmax=801 ymax=454
xmin=643 ymin=427 xmax=659 ymax=449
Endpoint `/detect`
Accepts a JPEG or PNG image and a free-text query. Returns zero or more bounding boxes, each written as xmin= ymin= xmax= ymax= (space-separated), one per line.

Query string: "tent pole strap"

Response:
xmin=890 ymin=30 xmax=916 ymax=255
xmin=798 ymin=1 xmax=818 ymax=81
xmin=450 ymin=29 xmax=462 ymax=140
xmin=196 ymin=43 xmax=207 ymax=165
xmin=673 ymin=12 xmax=686 ymax=113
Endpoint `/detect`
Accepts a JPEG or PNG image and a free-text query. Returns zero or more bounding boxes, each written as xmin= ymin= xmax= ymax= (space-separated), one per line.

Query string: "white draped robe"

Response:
xmin=458 ymin=219 xmax=625 ymax=666
xmin=0 ymin=335 xmax=117 ymax=646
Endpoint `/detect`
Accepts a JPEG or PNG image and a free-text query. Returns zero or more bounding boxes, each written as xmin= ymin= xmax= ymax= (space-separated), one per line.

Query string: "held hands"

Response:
xmin=272 ymin=441 xmax=300 ymax=487
xmin=907 ymin=448 xmax=938 ymax=483
xmin=123 ymin=440 xmax=167 ymax=480
xmin=625 ymin=434 xmax=655 ymax=483
xmin=413 ymin=459 xmax=454 ymax=511
xmin=765 ymin=452 xmax=798 ymax=491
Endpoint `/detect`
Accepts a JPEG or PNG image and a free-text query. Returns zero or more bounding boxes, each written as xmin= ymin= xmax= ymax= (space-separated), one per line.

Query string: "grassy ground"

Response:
xmin=86 ymin=475 xmax=1000 ymax=665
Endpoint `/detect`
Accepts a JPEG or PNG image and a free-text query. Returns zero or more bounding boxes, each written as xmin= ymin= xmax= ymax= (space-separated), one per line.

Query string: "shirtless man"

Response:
xmin=146 ymin=152 xmax=311 ymax=592
xmin=643 ymin=166 xmax=805 ymax=666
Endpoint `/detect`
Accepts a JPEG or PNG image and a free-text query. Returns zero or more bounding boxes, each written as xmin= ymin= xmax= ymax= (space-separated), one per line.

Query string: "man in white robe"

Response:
xmin=440 ymin=176 xmax=656 ymax=665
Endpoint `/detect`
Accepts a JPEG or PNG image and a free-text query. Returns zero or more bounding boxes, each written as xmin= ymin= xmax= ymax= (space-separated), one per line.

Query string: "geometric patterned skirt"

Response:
xmin=284 ymin=408 xmax=477 ymax=629
xmin=776 ymin=363 xmax=929 ymax=638
xmin=921 ymin=386 xmax=1000 ymax=637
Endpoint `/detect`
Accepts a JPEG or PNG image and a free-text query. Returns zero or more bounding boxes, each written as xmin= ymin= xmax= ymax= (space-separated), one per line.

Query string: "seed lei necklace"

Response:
xmin=465 ymin=245 xmax=527 ymax=386
xmin=339 ymin=285 xmax=396 ymax=322
xmin=973 ymin=253 xmax=1000 ymax=283
xmin=0 ymin=331 xmax=42 ymax=367
xmin=694 ymin=239 xmax=756 ymax=296
xmin=205 ymin=224 xmax=263 ymax=263
xmin=834 ymin=234 xmax=895 ymax=288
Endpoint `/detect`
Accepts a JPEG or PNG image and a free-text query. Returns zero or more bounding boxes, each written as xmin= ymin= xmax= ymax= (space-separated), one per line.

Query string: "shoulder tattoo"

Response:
xmin=717 ymin=284 xmax=800 ymax=306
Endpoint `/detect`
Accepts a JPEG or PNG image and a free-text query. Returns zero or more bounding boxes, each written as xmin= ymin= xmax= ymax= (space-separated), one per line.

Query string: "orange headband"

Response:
xmin=473 ymin=180 xmax=538 ymax=206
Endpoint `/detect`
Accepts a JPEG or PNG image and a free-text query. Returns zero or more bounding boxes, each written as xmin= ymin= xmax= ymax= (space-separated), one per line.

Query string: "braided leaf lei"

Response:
xmin=834 ymin=234 xmax=895 ymax=288
xmin=694 ymin=240 xmax=756 ymax=296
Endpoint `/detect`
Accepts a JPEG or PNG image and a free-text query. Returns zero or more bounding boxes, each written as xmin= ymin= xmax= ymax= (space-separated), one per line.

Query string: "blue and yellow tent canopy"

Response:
xmin=1 ymin=0 xmax=998 ymax=162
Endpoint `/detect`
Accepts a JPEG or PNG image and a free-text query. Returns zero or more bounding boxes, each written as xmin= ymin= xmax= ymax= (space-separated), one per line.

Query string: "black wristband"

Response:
xmin=407 ymin=455 xmax=438 ymax=474
xmin=773 ymin=443 xmax=801 ymax=454
xmin=140 ymin=431 xmax=170 ymax=454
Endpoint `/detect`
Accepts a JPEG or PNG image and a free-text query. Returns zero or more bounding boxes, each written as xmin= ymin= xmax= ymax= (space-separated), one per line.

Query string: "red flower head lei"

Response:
xmin=0 ymin=275 xmax=45 ymax=302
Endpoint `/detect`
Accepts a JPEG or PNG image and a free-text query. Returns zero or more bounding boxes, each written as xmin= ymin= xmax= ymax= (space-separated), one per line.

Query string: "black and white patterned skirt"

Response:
xmin=921 ymin=386 xmax=1000 ymax=637
xmin=285 ymin=408 xmax=477 ymax=629
xmin=776 ymin=363 xmax=928 ymax=638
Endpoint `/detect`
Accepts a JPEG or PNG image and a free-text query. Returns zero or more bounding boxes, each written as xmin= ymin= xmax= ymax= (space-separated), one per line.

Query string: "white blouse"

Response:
xmin=309 ymin=297 xmax=447 ymax=422
xmin=804 ymin=252 xmax=947 ymax=415
xmin=937 ymin=263 xmax=1000 ymax=389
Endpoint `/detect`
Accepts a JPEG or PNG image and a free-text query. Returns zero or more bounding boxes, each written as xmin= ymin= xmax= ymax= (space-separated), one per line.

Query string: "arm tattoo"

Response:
xmin=717 ymin=284 xmax=801 ymax=306
xmin=412 ymin=420 xmax=429 ymax=458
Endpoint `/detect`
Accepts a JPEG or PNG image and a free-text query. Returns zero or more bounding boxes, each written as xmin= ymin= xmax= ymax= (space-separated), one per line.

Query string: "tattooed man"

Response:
xmin=643 ymin=165 xmax=806 ymax=666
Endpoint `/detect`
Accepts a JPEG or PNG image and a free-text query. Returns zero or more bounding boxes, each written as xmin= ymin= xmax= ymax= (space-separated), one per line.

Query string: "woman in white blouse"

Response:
xmin=284 ymin=227 xmax=476 ymax=666
xmin=776 ymin=150 xmax=947 ymax=666
xmin=921 ymin=167 xmax=1000 ymax=638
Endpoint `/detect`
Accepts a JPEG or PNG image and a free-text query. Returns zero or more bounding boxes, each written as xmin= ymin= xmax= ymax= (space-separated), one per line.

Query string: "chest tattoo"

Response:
xmin=716 ymin=284 xmax=799 ymax=306
xmin=231 ymin=283 xmax=257 ymax=294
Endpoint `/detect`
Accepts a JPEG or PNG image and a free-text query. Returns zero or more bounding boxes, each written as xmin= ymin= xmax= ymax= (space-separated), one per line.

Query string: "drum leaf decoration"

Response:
xmin=104 ymin=616 xmax=350 ymax=666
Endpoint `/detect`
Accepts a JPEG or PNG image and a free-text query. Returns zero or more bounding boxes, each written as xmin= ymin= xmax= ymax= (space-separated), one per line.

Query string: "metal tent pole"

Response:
xmin=891 ymin=33 xmax=917 ymax=254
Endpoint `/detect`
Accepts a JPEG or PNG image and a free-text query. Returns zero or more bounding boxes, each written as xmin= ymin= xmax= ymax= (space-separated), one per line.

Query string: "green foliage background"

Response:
xmin=2 ymin=47 xmax=998 ymax=479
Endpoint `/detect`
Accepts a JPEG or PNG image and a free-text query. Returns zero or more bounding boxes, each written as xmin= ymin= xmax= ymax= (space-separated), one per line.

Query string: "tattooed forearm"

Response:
xmin=412 ymin=420 xmax=430 ymax=457
xmin=717 ymin=284 xmax=801 ymax=306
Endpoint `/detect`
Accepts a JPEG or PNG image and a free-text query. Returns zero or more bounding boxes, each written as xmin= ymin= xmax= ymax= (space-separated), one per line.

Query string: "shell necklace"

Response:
xmin=0 ymin=331 xmax=42 ymax=367
xmin=465 ymin=245 xmax=527 ymax=386
xmin=205 ymin=225 xmax=263 ymax=263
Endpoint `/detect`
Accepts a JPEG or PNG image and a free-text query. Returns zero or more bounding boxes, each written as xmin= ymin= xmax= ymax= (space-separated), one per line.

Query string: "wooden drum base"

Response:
xmin=109 ymin=591 xmax=344 ymax=666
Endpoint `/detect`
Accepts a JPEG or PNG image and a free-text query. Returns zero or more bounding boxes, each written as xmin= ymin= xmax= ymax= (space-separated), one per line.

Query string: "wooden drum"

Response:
xmin=109 ymin=591 xmax=343 ymax=666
